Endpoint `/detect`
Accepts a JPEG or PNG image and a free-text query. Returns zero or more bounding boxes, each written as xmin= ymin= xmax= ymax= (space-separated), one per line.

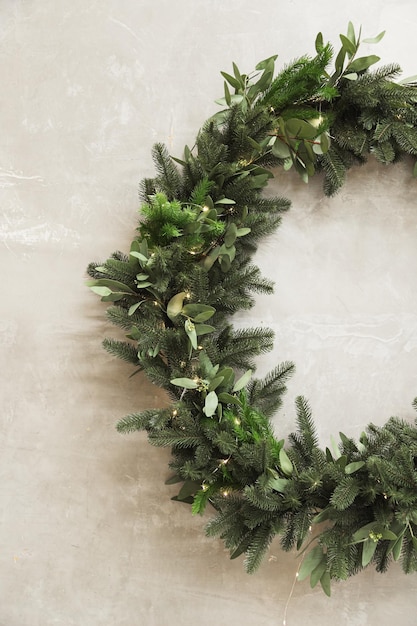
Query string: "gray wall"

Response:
xmin=2 ymin=1 xmax=417 ymax=624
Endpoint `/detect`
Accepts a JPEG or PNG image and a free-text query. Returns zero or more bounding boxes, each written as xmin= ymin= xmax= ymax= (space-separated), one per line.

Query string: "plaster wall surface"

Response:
xmin=1 ymin=1 xmax=417 ymax=625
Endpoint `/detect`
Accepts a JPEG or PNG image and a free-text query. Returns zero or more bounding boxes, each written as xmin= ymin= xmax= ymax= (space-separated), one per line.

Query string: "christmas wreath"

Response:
xmin=87 ymin=23 xmax=417 ymax=596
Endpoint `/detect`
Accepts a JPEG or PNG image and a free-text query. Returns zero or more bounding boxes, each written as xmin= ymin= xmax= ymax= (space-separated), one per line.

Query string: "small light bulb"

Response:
xmin=172 ymin=410 xmax=178 ymax=417
xmin=202 ymin=205 xmax=210 ymax=212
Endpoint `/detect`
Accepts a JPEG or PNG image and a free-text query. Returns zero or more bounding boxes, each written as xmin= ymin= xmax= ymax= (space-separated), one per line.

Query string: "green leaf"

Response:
xmin=86 ymin=278 xmax=136 ymax=294
xmin=218 ymin=392 xmax=241 ymax=406
xmin=347 ymin=21 xmax=356 ymax=45
xmin=217 ymin=367 xmax=235 ymax=389
xmin=269 ymin=477 xmax=289 ymax=492
xmin=208 ymin=376 xmax=224 ymax=392
xmin=330 ymin=434 xmax=341 ymax=460
xmin=102 ymin=293 xmax=125 ymax=302
xmin=255 ymin=54 xmax=278 ymax=70
xmin=220 ymin=71 xmax=241 ymax=90
xmin=167 ymin=292 xmax=187 ymax=321
xmin=320 ymin=571 xmax=331 ymax=597
xmin=285 ymin=118 xmax=319 ymax=140
xmin=89 ymin=286 xmax=112 ymax=297
xmin=195 ymin=324 xmax=215 ymax=336
xmin=203 ymin=391 xmax=218 ymax=417
xmin=176 ymin=480 xmax=201 ymax=501
xmin=362 ymin=538 xmax=377 ymax=566
xmin=128 ymin=301 xmax=145 ymax=315
xmin=202 ymin=246 xmax=221 ymax=270
xmin=363 ymin=30 xmax=385 ymax=44
xmin=165 ymin=473 xmax=183 ymax=485
xmin=136 ymin=281 xmax=152 ymax=289
xmin=185 ymin=319 xmax=198 ymax=350
xmin=224 ymin=80 xmax=232 ymax=107
xmin=272 ymin=138 xmax=291 ymax=159
xmin=340 ymin=34 xmax=356 ymax=56
xmin=215 ymin=197 xmax=236 ymax=205
xmin=352 ymin=522 xmax=377 ymax=543
xmin=236 ymin=227 xmax=251 ymax=237
xmin=232 ymin=61 xmax=242 ymax=81
xmin=130 ymin=251 xmax=148 ymax=263
xmin=315 ymin=32 xmax=323 ymax=52
xmin=279 ymin=448 xmax=293 ymax=476
xmin=310 ymin=559 xmax=327 ymax=588
xmin=392 ymin=535 xmax=404 ymax=561
xmin=343 ymin=72 xmax=358 ymax=80
xmin=232 ymin=369 xmax=252 ymax=392
xmin=345 ymin=461 xmax=365 ymax=474
xmin=347 ymin=55 xmax=380 ymax=73
xmin=312 ymin=507 xmax=334 ymax=524
xmin=182 ymin=304 xmax=216 ymax=322
xmin=298 ymin=545 xmax=324 ymax=582
xmin=170 ymin=378 xmax=198 ymax=389
xmin=224 ymin=223 xmax=237 ymax=247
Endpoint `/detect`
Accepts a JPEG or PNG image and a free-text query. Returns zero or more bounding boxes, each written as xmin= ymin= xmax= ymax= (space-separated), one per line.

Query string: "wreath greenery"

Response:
xmin=87 ymin=23 xmax=417 ymax=596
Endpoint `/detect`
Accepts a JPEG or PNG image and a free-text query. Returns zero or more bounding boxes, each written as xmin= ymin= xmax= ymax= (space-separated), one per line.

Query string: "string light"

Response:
xmin=172 ymin=409 xmax=178 ymax=417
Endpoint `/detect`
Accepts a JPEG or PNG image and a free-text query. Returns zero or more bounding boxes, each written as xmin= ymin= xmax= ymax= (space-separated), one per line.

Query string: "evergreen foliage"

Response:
xmin=87 ymin=22 xmax=417 ymax=596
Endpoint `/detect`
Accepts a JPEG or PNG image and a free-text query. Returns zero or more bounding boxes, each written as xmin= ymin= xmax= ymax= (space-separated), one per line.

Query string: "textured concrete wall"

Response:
xmin=2 ymin=1 xmax=417 ymax=624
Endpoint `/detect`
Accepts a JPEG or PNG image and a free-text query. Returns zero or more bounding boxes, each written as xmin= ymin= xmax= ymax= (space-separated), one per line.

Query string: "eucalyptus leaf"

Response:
xmin=347 ymin=55 xmax=380 ymax=73
xmin=363 ymin=30 xmax=385 ymax=44
xmin=208 ymin=376 xmax=224 ymax=392
xmin=320 ymin=571 xmax=331 ymax=597
xmin=220 ymin=71 xmax=241 ymax=90
xmin=218 ymin=392 xmax=241 ymax=406
xmin=255 ymin=54 xmax=278 ymax=70
xmin=340 ymin=34 xmax=356 ymax=56
xmin=204 ymin=391 xmax=218 ymax=417
xmin=128 ymin=301 xmax=145 ymax=316
xmin=89 ymin=286 xmax=112 ymax=297
xmin=182 ymin=304 xmax=216 ymax=321
xmin=315 ymin=32 xmax=323 ymax=52
xmin=101 ymin=293 xmax=125 ymax=302
xmin=362 ymin=538 xmax=378 ymax=567
xmin=86 ymin=278 xmax=136 ymax=294
xmin=176 ymin=480 xmax=201 ymax=500
xmin=215 ymin=198 xmax=236 ymax=205
xmin=298 ymin=545 xmax=324 ymax=582
xmin=185 ymin=319 xmax=198 ymax=350
xmin=225 ymin=223 xmax=237 ymax=247
xmin=310 ymin=559 xmax=327 ymax=588
xmin=279 ymin=448 xmax=293 ymax=476
xmin=392 ymin=535 xmax=404 ymax=561
xmin=232 ymin=369 xmax=252 ymax=392
xmin=272 ymin=138 xmax=291 ymax=158
xmin=130 ymin=251 xmax=148 ymax=263
xmin=167 ymin=291 xmax=187 ymax=321
xmin=170 ymin=378 xmax=198 ymax=390
xmin=345 ymin=461 xmax=365 ymax=474
xmin=195 ymin=324 xmax=215 ymax=336
xmin=343 ymin=72 xmax=358 ymax=80
xmin=269 ymin=477 xmax=289 ymax=492
xmin=224 ymin=80 xmax=232 ymax=107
